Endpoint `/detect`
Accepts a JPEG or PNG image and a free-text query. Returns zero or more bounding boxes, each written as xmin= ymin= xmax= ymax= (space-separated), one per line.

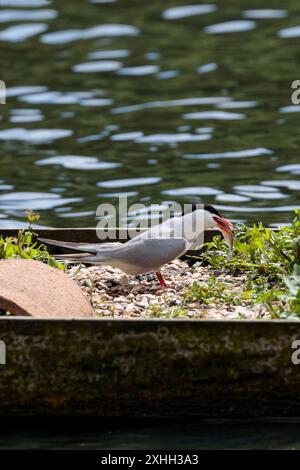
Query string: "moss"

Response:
xmin=0 ymin=318 xmax=299 ymax=417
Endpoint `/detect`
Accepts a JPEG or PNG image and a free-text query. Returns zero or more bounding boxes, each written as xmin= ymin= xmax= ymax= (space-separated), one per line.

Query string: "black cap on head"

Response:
xmin=190 ymin=202 xmax=222 ymax=217
xmin=203 ymin=204 xmax=222 ymax=217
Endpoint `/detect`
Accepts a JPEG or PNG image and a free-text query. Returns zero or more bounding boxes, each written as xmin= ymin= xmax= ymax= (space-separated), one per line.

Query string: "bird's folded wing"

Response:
xmin=95 ymin=237 xmax=188 ymax=271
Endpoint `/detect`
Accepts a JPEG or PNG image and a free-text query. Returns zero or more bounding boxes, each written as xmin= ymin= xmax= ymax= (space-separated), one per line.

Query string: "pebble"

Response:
xmin=113 ymin=303 xmax=124 ymax=312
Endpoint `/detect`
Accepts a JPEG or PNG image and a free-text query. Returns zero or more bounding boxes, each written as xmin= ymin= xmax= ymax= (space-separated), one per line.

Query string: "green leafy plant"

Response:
xmin=202 ymin=213 xmax=300 ymax=278
xmin=192 ymin=210 xmax=300 ymax=317
xmin=0 ymin=212 xmax=63 ymax=270
xmin=184 ymin=277 xmax=240 ymax=307
xmin=150 ymin=303 xmax=188 ymax=318
xmin=282 ymin=265 xmax=300 ymax=316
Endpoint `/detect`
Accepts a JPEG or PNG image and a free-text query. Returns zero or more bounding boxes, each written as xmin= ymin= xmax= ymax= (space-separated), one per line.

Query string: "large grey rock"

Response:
xmin=0 ymin=259 xmax=93 ymax=317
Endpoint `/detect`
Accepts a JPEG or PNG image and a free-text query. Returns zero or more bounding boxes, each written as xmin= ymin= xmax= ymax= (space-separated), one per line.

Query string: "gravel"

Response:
xmin=69 ymin=259 xmax=268 ymax=319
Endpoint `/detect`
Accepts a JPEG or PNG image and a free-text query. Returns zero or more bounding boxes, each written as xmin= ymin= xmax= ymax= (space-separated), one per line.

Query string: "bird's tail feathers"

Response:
xmin=38 ymin=237 xmax=121 ymax=253
xmin=53 ymin=252 xmax=100 ymax=264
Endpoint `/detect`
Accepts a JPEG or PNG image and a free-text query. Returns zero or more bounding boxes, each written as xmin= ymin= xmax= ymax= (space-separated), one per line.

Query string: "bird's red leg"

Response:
xmin=156 ymin=271 xmax=169 ymax=288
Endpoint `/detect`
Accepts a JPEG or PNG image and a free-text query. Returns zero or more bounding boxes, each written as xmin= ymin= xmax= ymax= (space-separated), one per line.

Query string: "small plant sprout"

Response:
xmin=0 ymin=212 xmax=63 ymax=270
xmin=25 ymin=211 xmax=40 ymax=231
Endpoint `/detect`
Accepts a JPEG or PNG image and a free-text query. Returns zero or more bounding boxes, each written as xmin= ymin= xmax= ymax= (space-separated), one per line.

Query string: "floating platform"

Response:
xmin=0 ymin=228 xmax=298 ymax=417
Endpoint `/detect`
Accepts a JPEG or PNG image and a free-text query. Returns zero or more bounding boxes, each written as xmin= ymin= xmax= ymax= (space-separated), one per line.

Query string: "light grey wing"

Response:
xmin=133 ymin=217 xmax=179 ymax=241
xmin=93 ymin=237 xmax=188 ymax=273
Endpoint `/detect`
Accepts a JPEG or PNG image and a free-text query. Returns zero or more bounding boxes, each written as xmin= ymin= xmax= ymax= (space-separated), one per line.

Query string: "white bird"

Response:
xmin=39 ymin=204 xmax=234 ymax=288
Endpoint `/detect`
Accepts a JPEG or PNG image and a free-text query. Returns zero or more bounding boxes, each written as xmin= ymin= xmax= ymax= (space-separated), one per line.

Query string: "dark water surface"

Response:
xmin=1 ymin=420 xmax=300 ymax=449
xmin=1 ymin=0 xmax=300 ymax=228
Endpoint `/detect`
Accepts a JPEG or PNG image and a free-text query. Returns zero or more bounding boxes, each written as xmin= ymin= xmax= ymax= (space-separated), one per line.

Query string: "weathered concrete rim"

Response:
xmin=0 ymin=317 xmax=299 ymax=417
xmin=0 ymin=317 xmax=297 ymax=324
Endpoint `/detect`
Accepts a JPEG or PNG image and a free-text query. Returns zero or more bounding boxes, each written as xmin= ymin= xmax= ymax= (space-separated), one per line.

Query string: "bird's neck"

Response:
xmin=171 ymin=210 xmax=207 ymax=243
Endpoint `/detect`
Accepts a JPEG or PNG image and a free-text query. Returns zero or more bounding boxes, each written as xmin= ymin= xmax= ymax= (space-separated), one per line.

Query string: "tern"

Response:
xmin=39 ymin=204 xmax=234 ymax=288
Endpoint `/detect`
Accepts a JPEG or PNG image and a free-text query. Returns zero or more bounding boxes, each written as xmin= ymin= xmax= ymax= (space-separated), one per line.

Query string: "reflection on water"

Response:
xmin=0 ymin=0 xmax=300 ymax=227
xmin=36 ymin=155 xmax=120 ymax=170
xmin=183 ymin=148 xmax=273 ymax=160
xmin=162 ymin=5 xmax=217 ymax=20
xmin=0 ymin=22 xmax=48 ymax=42
xmin=0 ymin=9 xmax=57 ymax=22
xmin=0 ymin=127 xmax=73 ymax=142
xmin=243 ymin=9 xmax=288 ymax=19
xmin=0 ymin=191 xmax=82 ymax=210
xmin=204 ymin=20 xmax=257 ymax=34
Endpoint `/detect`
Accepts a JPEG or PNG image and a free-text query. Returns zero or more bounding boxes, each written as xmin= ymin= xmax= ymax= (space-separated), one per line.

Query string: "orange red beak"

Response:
xmin=213 ymin=216 xmax=235 ymax=237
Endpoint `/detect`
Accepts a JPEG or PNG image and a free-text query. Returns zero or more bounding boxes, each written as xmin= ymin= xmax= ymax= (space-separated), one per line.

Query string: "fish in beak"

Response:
xmin=213 ymin=216 xmax=235 ymax=249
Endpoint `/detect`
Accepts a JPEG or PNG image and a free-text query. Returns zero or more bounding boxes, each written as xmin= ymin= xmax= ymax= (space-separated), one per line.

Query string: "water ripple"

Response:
xmin=0 ymin=23 xmax=48 ymax=42
xmin=215 ymin=204 xmax=300 ymax=214
xmin=6 ymin=86 xmax=47 ymax=97
xmin=0 ymin=128 xmax=72 ymax=143
xmin=183 ymin=111 xmax=245 ymax=120
xmin=216 ymin=100 xmax=257 ymax=109
xmin=204 ymin=20 xmax=256 ymax=34
xmin=20 ymin=91 xmax=75 ymax=104
xmin=156 ymin=70 xmax=178 ymax=80
xmin=278 ymin=26 xmax=300 ymax=38
xmin=0 ymin=181 xmax=14 ymax=191
xmin=97 ymin=191 xmax=138 ymax=198
xmin=215 ymin=193 xmax=250 ymax=203
xmin=0 ymin=9 xmax=57 ymax=22
xmin=0 ymin=0 xmax=298 ymax=227
xmin=97 ymin=177 xmax=161 ymax=188
xmin=88 ymin=49 xmax=129 ymax=60
xmin=235 ymin=191 xmax=288 ymax=200
xmin=80 ymin=98 xmax=113 ymax=106
xmin=41 ymin=24 xmax=139 ymax=44
xmin=243 ymin=9 xmax=288 ymax=19
xmin=197 ymin=63 xmax=218 ymax=74
xmin=1 ymin=0 xmax=51 ymax=5
xmin=11 ymin=108 xmax=42 ymax=115
xmin=58 ymin=210 xmax=95 ymax=218
xmin=262 ymin=180 xmax=300 ymax=190
xmin=73 ymin=61 xmax=122 ymax=73
xmin=234 ymin=184 xmax=277 ymax=192
xmin=112 ymin=96 xmax=230 ymax=114
xmin=162 ymin=4 xmax=216 ymax=20
xmin=136 ymin=133 xmax=211 ymax=144
xmin=111 ymin=131 xmax=143 ymax=141
xmin=10 ymin=113 xmax=43 ymax=123
xmin=162 ymin=187 xmax=222 ymax=196
xmin=279 ymin=105 xmax=300 ymax=113
xmin=0 ymin=192 xmax=82 ymax=211
xmin=36 ymin=155 xmax=121 ymax=170
xmin=117 ymin=65 xmax=159 ymax=76
xmin=184 ymin=148 xmax=273 ymax=160
xmin=276 ymin=164 xmax=300 ymax=174
xmin=19 ymin=90 xmax=108 ymax=106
